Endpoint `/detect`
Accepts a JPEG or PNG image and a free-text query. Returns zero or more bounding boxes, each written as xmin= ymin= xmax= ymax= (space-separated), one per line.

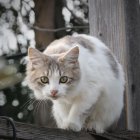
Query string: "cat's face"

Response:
xmin=26 ymin=47 xmax=81 ymax=101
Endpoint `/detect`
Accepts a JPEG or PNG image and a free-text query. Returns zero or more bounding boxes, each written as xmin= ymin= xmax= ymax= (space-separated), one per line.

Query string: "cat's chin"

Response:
xmin=48 ymin=96 xmax=60 ymax=101
xmin=35 ymin=97 xmax=59 ymax=101
xmin=50 ymin=97 xmax=59 ymax=100
xmin=35 ymin=95 xmax=61 ymax=101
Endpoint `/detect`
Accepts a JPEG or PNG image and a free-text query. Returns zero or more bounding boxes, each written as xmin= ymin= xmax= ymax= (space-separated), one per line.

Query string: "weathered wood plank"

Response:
xmin=89 ymin=0 xmax=140 ymax=132
xmin=0 ymin=118 xmax=140 ymax=140
xmin=89 ymin=0 xmax=127 ymax=130
xmin=124 ymin=0 xmax=140 ymax=131
xmin=0 ymin=118 xmax=94 ymax=140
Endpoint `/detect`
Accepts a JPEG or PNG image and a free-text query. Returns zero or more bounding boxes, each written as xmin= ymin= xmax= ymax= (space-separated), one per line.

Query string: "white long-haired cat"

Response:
xmin=26 ymin=34 xmax=125 ymax=133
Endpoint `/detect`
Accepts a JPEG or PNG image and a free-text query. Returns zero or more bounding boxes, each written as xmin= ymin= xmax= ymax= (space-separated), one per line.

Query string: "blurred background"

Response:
xmin=0 ymin=0 xmax=89 ymax=127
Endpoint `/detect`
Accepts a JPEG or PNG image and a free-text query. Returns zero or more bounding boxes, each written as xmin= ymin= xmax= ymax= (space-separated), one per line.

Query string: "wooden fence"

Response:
xmin=89 ymin=0 xmax=140 ymax=131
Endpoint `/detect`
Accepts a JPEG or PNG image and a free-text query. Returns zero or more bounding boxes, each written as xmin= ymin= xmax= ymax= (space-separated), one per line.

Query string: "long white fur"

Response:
xmin=45 ymin=34 xmax=124 ymax=133
xmin=28 ymin=34 xmax=125 ymax=133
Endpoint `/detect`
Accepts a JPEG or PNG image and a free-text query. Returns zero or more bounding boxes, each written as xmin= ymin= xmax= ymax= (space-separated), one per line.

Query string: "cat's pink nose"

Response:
xmin=50 ymin=90 xmax=58 ymax=97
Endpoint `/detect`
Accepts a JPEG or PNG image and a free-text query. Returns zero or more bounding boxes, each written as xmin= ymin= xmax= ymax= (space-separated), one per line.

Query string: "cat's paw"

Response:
xmin=86 ymin=121 xmax=105 ymax=133
xmin=68 ymin=121 xmax=82 ymax=132
xmin=62 ymin=119 xmax=82 ymax=132
xmin=95 ymin=127 xmax=104 ymax=133
xmin=93 ymin=123 xmax=105 ymax=134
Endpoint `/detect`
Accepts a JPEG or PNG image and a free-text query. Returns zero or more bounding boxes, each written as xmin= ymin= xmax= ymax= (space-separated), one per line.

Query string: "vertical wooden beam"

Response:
xmin=124 ymin=0 xmax=140 ymax=131
xmin=89 ymin=0 xmax=126 ymax=63
xmin=88 ymin=0 xmax=139 ymax=130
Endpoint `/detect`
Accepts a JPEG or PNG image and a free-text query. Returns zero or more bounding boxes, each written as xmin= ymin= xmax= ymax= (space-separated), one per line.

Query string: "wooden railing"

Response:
xmin=0 ymin=117 xmax=140 ymax=140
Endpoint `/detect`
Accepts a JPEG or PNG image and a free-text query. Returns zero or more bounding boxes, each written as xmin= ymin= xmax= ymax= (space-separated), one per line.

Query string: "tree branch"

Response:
xmin=31 ymin=25 xmax=89 ymax=32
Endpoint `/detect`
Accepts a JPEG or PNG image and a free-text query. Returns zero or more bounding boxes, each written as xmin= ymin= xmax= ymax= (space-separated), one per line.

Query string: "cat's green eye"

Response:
xmin=60 ymin=76 xmax=68 ymax=83
xmin=40 ymin=76 xmax=49 ymax=84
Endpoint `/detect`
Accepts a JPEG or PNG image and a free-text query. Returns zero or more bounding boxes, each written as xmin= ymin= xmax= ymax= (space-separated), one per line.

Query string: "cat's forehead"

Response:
xmin=42 ymin=55 xmax=73 ymax=77
xmin=43 ymin=56 xmax=61 ymax=75
xmin=30 ymin=56 xmax=60 ymax=75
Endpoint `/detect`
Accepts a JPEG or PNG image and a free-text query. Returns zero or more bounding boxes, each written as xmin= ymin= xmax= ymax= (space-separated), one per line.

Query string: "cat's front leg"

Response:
xmin=62 ymin=100 xmax=92 ymax=131
xmin=62 ymin=115 xmax=82 ymax=131
xmin=61 ymin=88 xmax=101 ymax=131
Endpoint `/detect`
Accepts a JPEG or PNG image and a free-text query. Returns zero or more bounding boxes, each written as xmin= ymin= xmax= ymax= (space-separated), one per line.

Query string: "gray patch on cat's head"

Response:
xmin=104 ymin=49 xmax=119 ymax=78
xmin=46 ymin=57 xmax=61 ymax=76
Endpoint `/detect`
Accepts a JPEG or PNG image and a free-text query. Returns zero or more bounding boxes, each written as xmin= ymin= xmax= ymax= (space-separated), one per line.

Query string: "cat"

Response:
xmin=26 ymin=34 xmax=125 ymax=133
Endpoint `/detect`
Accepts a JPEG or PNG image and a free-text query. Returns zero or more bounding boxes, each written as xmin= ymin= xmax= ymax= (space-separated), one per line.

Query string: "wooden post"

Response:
xmin=89 ymin=0 xmax=140 ymax=131
xmin=124 ymin=0 xmax=140 ymax=131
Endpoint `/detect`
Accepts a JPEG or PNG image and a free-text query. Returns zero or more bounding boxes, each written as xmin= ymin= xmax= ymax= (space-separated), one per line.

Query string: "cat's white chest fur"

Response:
xmin=26 ymin=34 xmax=125 ymax=133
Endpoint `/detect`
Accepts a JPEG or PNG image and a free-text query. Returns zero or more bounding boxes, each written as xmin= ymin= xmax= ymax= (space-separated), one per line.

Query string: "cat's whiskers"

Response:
xmin=20 ymin=98 xmax=35 ymax=110
xmin=33 ymin=100 xmax=46 ymax=115
xmin=42 ymin=100 xmax=47 ymax=116
xmin=33 ymin=100 xmax=40 ymax=115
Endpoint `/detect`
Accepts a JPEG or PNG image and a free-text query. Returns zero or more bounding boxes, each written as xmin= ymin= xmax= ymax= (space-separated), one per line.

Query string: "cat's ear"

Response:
xmin=59 ymin=46 xmax=79 ymax=64
xmin=28 ymin=47 xmax=45 ymax=67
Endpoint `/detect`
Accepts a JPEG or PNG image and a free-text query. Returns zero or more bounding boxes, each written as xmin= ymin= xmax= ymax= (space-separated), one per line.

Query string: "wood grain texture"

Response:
xmin=89 ymin=0 xmax=140 ymax=132
xmin=0 ymin=118 xmax=94 ymax=140
xmin=124 ymin=0 xmax=140 ymax=131
xmin=89 ymin=0 xmax=127 ymax=130
xmin=89 ymin=0 xmax=126 ymax=60
xmin=0 ymin=118 xmax=140 ymax=140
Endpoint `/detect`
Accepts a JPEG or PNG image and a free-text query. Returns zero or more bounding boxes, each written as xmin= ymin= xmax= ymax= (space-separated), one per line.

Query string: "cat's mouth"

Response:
xmin=51 ymin=96 xmax=58 ymax=100
xmin=48 ymin=95 xmax=59 ymax=100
